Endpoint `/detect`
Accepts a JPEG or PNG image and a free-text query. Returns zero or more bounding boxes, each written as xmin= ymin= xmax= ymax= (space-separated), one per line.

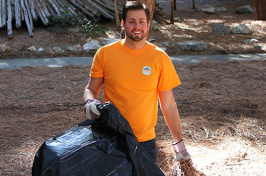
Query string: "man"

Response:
xmin=84 ymin=1 xmax=191 ymax=162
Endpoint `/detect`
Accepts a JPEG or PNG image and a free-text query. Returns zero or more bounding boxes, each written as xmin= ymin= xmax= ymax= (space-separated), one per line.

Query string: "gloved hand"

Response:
xmin=172 ymin=139 xmax=191 ymax=161
xmin=84 ymin=99 xmax=101 ymax=120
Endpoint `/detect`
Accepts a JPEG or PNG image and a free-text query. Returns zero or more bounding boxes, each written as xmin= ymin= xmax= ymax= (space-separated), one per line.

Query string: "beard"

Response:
xmin=125 ymin=29 xmax=148 ymax=42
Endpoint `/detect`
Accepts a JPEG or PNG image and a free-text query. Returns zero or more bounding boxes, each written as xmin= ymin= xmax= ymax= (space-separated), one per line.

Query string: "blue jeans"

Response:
xmin=140 ymin=139 xmax=157 ymax=162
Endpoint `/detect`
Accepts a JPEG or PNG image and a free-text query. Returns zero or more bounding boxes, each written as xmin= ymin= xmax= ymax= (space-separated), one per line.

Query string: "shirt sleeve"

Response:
xmin=157 ymin=55 xmax=181 ymax=91
xmin=90 ymin=48 xmax=104 ymax=78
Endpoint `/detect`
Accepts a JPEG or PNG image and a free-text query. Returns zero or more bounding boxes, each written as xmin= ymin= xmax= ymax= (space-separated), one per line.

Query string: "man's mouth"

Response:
xmin=133 ymin=31 xmax=142 ymax=34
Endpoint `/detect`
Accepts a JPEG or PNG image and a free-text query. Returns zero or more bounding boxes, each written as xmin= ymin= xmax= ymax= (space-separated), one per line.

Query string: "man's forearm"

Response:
xmin=164 ymin=108 xmax=183 ymax=143
xmin=84 ymin=89 xmax=93 ymax=102
xmin=159 ymin=90 xmax=184 ymax=143
xmin=83 ymin=77 xmax=104 ymax=102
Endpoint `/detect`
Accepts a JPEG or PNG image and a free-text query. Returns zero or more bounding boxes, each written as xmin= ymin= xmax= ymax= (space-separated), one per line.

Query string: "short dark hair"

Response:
xmin=121 ymin=1 xmax=150 ymax=22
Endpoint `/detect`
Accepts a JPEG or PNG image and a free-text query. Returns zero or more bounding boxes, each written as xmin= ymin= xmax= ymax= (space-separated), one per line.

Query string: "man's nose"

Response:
xmin=134 ymin=22 xmax=141 ymax=28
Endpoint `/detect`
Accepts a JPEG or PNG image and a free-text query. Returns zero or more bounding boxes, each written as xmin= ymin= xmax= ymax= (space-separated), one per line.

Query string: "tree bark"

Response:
xmin=253 ymin=0 xmax=266 ymax=20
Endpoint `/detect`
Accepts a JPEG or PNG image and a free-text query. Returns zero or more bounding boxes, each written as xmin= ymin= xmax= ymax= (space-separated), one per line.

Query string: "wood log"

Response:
xmin=37 ymin=8 xmax=48 ymax=25
xmin=48 ymin=0 xmax=61 ymax=15
xmin=53 ymin=0 xmax=65 ymax=13
xmin=67 ymin=0 xmax=95 ymax=19
xmin=24 ymin=0 xmax=34 ymax=31
xmin=1 ymin=0 xmax=6 ymax=28
xmin=20 ymin=0 xmax=33 ymax=36
xmin=57 ymin=0 xmax=77 ymax=15
xmin=93 ymin=0 xmax=115 ymax=13
xmin=1 ymin=0 xmax=168 ymax=37
xmin=101 ymin=0 xmax=124 ymax=11
xmin=14 ymin=0 xmax=21 ymax=28
xmin=7 ymin=0 xmax=13 ymax=38
xmin=0 ymin=0 xmax=3 ymax=28
xmin=86 ymin=0 xmax=115 ymax=20
xmin=35 ymin=0 xmax=49 ymax=25
xmin=39 ymin=0 xmax=51 ymax=18
xmin=79 ymin=0 xmax=98 ymax=16
xmin=29 ymin=0 xmax=38 ymax=22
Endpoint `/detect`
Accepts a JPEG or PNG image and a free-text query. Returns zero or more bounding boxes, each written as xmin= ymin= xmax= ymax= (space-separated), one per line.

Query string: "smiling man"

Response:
xmin=83 ymin=1 xmax=191 ymax=163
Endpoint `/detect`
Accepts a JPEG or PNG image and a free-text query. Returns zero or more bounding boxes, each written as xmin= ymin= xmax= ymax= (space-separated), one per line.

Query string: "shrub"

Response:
xmin=80 ymin=19 xmax=108 ymax=37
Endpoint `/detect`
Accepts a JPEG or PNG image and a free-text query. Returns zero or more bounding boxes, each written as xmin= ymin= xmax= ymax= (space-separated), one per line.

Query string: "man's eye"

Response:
xmin=129 ymin=21 xmax=135 ymax=24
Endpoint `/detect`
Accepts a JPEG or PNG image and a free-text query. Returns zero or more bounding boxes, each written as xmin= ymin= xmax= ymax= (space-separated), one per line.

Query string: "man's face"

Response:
xmin=122 ymin=10 xmax=150 ymax=42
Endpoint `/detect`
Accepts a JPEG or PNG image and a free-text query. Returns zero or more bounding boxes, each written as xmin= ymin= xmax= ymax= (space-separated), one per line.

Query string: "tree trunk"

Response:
xmin=170 ymin=0 xmax=174 ymax=24
xmin=253 ymin=0 xmax=266 ymax=20
xmin=114 ymin=0 xmax=121 ymax=30
xmin=192 ymin=0 xmax=195 ymax=9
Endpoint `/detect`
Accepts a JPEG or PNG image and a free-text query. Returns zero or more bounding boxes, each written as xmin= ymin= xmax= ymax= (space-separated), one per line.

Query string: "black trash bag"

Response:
xmin=32 ymin=102 xmax=165 ymax=176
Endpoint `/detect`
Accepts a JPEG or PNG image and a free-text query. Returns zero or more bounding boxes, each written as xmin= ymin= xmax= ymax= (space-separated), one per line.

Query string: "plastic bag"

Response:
xmin=32 ymin=102 xmax=164 ymax=176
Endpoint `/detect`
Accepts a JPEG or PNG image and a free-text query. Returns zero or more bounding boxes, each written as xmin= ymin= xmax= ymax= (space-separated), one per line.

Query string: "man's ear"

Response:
xmin=121 ymin=20 xmax=125 ymax=30
xmin=147 ymin=20 xmax=151 ymax=30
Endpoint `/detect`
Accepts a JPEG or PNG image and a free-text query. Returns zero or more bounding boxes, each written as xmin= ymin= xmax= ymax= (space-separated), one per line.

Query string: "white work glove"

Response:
xmin=84 ymin=99 xmax=101 ymax=120
xmin=172 ymin=139 xmax=191 ymax=161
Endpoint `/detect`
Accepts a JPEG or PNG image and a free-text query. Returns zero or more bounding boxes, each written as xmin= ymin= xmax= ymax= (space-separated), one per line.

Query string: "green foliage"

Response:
xmin=80 ymin=19 xmax=108 ymax=37
xmin=48 ymin=4 xmax=81 ymax=31
xmin=48 ymin=4 xmax=108 ymax=36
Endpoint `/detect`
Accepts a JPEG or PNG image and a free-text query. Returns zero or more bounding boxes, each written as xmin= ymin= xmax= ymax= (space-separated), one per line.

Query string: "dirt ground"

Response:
xmin=0 ymin=0 xmax=266 ymax=176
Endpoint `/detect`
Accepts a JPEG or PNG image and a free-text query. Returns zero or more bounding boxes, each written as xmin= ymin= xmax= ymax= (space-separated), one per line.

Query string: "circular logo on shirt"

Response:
xmin=142 ymin=66 xmax=152 ymax=76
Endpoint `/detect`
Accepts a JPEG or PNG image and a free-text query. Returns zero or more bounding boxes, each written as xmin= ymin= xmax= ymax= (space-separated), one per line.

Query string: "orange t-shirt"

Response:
xmin=90 ymin=40 xmax=181 ymax=142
